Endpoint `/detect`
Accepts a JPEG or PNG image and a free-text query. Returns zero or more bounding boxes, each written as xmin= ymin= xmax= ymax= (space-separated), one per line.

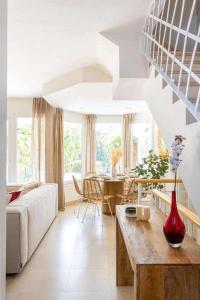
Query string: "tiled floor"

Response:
xmin=6 ymin=204 xmax=133 ymax=300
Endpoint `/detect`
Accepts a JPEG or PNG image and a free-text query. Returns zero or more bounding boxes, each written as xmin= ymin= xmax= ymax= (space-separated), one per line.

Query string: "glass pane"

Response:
xmin=132 ymin=122 xmax=153 ymax=165
xmin=17 ymin=118 xmax=32 ymax=183
xmin=96 ymin=123 xmax=122 ymax=175
xmin=64 ymin=122 xmax=82 ymax=181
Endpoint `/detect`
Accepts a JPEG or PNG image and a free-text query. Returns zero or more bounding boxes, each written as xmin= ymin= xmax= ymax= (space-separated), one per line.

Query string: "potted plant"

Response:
xmin=132 ymin=150 xmax=169 ymax=193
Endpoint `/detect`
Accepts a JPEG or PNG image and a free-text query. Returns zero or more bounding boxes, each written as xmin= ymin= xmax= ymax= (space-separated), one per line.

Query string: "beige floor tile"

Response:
xmin=6 ymin=205 xmax=132 ymax=300
xmin=65 ymin=268 xmax=110 ymax=292
xmin=10 ymin=291 xmax=113 ymax=300
xmin=111 ymin=286 xmax=134 ymax=300
xmin=9 ymin=270 xmax=69 ymax=292
xmin=71 ymin=252 xmax=109 ymax=269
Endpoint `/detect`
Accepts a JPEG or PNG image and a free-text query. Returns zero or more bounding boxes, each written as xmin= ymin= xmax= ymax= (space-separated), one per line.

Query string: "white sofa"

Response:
xmin=6 ymin=183 xmax=58 ymax=274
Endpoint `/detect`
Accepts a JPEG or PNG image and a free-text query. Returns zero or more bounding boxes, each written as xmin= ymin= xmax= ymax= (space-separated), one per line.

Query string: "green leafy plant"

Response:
xmin=132 ymin=150 xmax=169 ymax=191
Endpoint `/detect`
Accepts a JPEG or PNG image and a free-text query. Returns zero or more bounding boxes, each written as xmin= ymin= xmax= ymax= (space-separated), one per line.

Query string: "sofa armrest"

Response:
xmin=6 ymin=206 xmax=28 ymax=274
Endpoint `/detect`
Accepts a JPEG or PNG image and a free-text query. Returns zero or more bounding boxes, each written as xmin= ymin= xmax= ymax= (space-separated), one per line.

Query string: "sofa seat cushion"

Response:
xmin=9 ymin=184 xmax=58 ymax=258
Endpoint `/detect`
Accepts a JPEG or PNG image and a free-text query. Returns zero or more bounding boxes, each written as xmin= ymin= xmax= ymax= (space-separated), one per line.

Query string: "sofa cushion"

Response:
xmin=9 ymin=190 xmax=22 ymax=203
xmin=20 ymin=182 xmax=41 ymax=195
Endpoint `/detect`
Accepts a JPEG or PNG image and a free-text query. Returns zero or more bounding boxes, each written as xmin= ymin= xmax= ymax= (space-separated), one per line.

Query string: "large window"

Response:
xmin=132 ymin=122 xmax=153 ymax=165
xmin=96 ymin=123 xmax=122 ymax=175
xmin=64 ymin=122 xmax=82 ymax=180
xmin=16 ymin=118 xmax=32 ymax=183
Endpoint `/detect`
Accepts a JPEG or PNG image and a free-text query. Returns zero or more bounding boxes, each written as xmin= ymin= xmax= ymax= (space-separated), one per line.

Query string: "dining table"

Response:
xmin=84 ymin=175 xmax=133 ymax=215
xmin=101 ymin=178 xmax=125 ymax=215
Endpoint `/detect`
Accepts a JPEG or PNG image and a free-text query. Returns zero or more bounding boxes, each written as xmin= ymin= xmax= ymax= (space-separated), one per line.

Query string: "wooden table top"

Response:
xmin=85 ymin=177 xmax=125 ymax=182
xmin=116 ymin=205 xmax=200 ymax=266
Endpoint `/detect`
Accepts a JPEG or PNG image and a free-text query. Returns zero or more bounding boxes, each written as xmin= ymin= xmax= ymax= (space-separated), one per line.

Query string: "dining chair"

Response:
xmin=72 ymin=176 xmax=87 ymax=217
xmin=82 ymin=178 xmax=113 ymax=223
xmin=117 ymin=179 xmax=137 ymax=205
xmin=86 ymin=171 xmax=97 ymax=177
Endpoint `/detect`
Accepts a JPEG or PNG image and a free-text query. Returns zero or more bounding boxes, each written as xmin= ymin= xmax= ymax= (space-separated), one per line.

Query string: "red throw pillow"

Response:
xmin=9 ymin=191 xmax=22 ymax=203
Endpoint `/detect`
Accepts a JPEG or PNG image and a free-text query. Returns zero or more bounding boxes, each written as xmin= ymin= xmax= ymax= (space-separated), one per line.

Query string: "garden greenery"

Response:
xmin=132 ymin=150 xmax=169 ymax=191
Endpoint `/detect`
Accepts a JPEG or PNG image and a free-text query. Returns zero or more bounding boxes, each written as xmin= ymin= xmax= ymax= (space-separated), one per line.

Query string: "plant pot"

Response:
xmin=163 ymin=191 xmax=185 ymax=248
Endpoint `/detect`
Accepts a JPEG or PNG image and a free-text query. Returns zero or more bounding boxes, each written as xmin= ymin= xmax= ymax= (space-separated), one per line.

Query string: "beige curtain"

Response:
xmin=84 ymin=114 xmax=96 ymax=176
xmin=123 ymin=114 xmax=133 ymax=172
xmin=32 ymin=99 xmax=65 ymax=211
xmin=32 ymin=98 xmax=54 ymax=182
xmin=54 ymin=108 xmax=65 ymax=210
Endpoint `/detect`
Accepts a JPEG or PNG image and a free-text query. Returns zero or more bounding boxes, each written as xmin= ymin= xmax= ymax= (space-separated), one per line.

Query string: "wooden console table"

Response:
xmin=116 ymin=205 xmax=200 ymax=300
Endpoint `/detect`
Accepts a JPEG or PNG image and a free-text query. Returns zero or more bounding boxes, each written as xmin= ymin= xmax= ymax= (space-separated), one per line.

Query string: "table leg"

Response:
xmin=102 ymin=181 xmax=123 ymax=215
xmin=116 ymin=218 xmax=134 ymax=286
xmin=137 ymin=183 xmax=142 ymax=205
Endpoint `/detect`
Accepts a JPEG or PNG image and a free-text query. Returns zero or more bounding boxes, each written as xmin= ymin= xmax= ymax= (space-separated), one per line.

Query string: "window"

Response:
xmin=16 ymin=118 xmax=32 ymax=183
xmin=132 ymin=122 xmax=153 ymax=165
xmin=96 ymin=123 xmax=122 ymax=175
xmin=64 ymin=122 xmax=82 ymax=180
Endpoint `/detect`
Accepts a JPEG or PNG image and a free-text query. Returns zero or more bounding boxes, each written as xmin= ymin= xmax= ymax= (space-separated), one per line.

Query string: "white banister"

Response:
xmin=141 ymin=0 xmax=200 ymax=123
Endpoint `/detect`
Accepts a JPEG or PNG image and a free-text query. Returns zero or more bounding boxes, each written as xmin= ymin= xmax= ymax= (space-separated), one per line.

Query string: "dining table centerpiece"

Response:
xmin=111 ymin=148 xmax=122 ymax=178
xmin=163 ymin=135 xmax=186 ymax=248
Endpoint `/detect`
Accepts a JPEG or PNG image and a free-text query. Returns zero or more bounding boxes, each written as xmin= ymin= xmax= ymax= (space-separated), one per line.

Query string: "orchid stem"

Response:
xmin=174 ymin=172 xmax=177 ymax=192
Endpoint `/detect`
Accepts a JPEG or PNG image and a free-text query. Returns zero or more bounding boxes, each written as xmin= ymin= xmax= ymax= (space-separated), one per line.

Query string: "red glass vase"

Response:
xmin=163 ymin=191 xmax=185 ymax=248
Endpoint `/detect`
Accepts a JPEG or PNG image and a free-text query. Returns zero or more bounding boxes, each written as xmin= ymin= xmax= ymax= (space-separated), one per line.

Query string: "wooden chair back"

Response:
xmin=72 ymin=176 xmax=82 ymax=196
xmin=84 ymin=179 xmax=104 ymax=202
xmin=125 ymin=179 xmax=137 ymax=202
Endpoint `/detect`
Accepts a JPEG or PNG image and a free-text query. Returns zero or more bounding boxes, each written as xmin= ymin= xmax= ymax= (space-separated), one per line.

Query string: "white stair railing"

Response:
xmin=141 ymin=0 xmax=200 ymax=122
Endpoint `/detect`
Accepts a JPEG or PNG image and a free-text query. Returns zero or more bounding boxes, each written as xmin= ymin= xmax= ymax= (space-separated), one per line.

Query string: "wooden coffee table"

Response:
xmin=116 ymin=205 xmax=200 ymax=300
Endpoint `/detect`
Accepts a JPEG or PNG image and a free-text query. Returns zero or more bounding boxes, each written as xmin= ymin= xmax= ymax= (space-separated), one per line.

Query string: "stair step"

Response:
xmin=168 ymin=73 xmax=200 ymax=83
xmin=153 ymin=51 xmax=200 ymax=64
xmin=164 ymin=64 xmax=200 ymax=72
xmin=168 ymin=71 xmax=200 ymax=76
xmin=178 ymin=80 xmax=199 ymax=87
xmin=179 ymin=85 xmax=199 ymax=98
xmin=173 ymin=92 xmax=198 ymax=106
xmin=153 ymin=51 xmax=200 ymax=57
xmin=160 ymin=56 xmax=200 ymax=63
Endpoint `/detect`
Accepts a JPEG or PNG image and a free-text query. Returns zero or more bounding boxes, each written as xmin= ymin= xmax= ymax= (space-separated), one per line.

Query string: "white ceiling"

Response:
xmin=8 ymin=0 xmax=151 ymax=98
xmin=46 ymin=82 xmax=149 ymax=115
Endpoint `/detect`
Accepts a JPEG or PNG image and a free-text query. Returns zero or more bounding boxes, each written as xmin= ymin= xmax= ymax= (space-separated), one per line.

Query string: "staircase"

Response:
xmin=141 ymin=0 xmax=200 ymax=123
xmin=141 ymin=0 xmax=200 ymax=214
xmin=143 ymin=64 xmax=200 ymax=215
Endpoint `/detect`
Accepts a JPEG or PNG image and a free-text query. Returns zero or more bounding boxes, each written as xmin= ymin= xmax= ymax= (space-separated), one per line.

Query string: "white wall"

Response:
xmin=7 ymin=97 xmax=32 ymax=118
xmin=100 ymin=33 xmax=148 ymax=79
xmin=144 ymin=67 xmax=200 ymax=215
xmin=0 ymin=0 xmax=7 ymax=298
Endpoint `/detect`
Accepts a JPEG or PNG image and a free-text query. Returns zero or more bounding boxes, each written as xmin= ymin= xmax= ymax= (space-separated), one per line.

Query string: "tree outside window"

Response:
xmin=64 ymin=122 xmax=82 ymax=180
xmin=17 ymin=118 xmax=32 ymax=183
xmin=132 ymin=122 xmax=153 ymax=165
xmin=96 ymin=123 xmax=122 ymax=175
